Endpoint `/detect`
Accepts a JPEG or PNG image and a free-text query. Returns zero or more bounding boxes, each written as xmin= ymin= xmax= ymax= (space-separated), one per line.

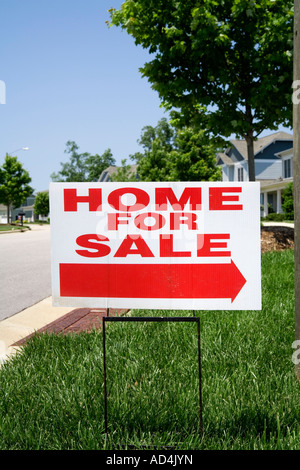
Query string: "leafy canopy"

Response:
xmin=130 ymin=118 xmax=221 ymax=182
xmin=110 ymin=0 xmax=294 ymax=180
xmin=34 ymin=191 xmax=49 ymax=217
xmin=110 ymin=159 xmax=138 ymax=182
xmin=51 ymin=141 xmax=116 ymax=182
xmin=0 ymin=155 xmax=33 ymax=209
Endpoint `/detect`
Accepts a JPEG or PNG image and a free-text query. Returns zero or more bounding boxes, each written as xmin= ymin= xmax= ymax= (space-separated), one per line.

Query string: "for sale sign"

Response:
xmin=50 ymin=182 xmax=261 ymax=310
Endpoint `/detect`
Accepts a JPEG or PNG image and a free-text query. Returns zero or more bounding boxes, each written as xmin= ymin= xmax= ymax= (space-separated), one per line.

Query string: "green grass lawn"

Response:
xmin=0 ymin=249 xmax=299 ymax=450
xmin=0 ymin=224 xmax=30 ymax=232
xmin=0 ymin=224 xmax=22 ymax=231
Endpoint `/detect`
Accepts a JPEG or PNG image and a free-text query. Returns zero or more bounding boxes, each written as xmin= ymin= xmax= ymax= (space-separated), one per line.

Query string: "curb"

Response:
xmin=12 ymin=307 xmax=129 ymax=346
xmin=0 ymin=297 xmax=129 ymax=364
xmin=0 ymin=227 xmax=31 ymax=234
xmin=0 ymin=297 xmax=73 ymax=364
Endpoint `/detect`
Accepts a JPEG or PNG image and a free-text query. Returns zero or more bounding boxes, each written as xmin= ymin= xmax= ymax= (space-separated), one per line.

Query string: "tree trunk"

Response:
xmin=293 ymin=0 xmax=300 ymax=379
xmin=246 ymin=135 xmax=256 ymax=182
xmin=6 ymin=204 xmax=10 ymax=224
xmin=245 ymin=104 xmax=256 ymax=182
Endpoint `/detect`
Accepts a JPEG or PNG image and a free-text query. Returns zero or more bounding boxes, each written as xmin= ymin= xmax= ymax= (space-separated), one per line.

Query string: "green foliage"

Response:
xmin=110 ymin=159 xmax=138 ymax=182
xmin=262 ymin=212 xmax=286 ymax=222
xmin=34 ymin=191 xmax=49 ymax=217
xmin=86 ymin=150 xmax=116 ymax=182
xmin=167 ymin=127 xmax=222 ymax=182
xmin=50 ymin=122 xmax=220 ymax=184
xmin=51 ymin=141 xmax=116 ymax=182
xmin=0 ymin=155 xmax=33 ymax=221
xmin=131 ymin=118 xmax=221 ymax=181
xmin=110 ymin=1 xmax=294 ymax=180
xmin=136 ymin=117 xmax=176 ymax=155
xmin=282 ymin=182 xmax=294 ymax=220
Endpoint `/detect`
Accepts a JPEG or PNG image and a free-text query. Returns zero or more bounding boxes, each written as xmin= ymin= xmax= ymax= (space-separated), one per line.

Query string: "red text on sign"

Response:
xmin=64 ymin=186 xmax=243 ymax=212
xmin=75 ymin=233 xmax=231 ymax=258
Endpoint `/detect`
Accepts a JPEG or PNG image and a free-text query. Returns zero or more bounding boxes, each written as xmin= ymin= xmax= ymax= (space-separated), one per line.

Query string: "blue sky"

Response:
xmin=0 ymin=1 xmax=292 ymax=194
xmin=0 ymin=0 xmax=168 ymax=192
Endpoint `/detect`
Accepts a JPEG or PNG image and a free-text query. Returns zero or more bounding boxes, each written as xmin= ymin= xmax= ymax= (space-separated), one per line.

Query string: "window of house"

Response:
xmin=283 ymin=158 xmax=292 ymax=178
xmin=237 ymin=167 xmax=244 ymax=181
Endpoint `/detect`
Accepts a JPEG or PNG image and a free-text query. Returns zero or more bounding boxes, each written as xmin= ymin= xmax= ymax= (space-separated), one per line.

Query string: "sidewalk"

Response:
xmin=0 ymin=296 xmax=128 ymax=364
xmin=0 ymin=224 xmax=128 ymax=363
xmin=0 ymin=297 xmax=73 ymax=363
xmin=261 ymin=221 xmax=294 ymax=227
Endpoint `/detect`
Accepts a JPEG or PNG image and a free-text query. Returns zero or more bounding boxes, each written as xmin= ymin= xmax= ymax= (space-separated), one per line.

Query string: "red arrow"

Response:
xmin=59 ymin=261 xmax=246 ymax=303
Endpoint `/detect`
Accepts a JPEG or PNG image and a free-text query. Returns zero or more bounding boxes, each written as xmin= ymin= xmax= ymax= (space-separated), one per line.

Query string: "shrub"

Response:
xmin=282 ymin=182 xmax=294 ymax=220
xmin=263 ymin=213 xmax=286 ymax=222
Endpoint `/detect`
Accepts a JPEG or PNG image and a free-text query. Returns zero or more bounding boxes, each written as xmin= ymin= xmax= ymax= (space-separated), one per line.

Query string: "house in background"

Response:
xmin=0 ymin=204 xmax=7 ymax=223
xmin=0 ymin=194 xmax=51 ymax=223
xmin=11 ymin=194 xmax=36 ymax=222
xmin=98 ymin=164 xmax=138 ymax=182
xmin=99 ymin=166 xmax=118 ymax=182
xmin=217 ymin=131 xmax=293 ymax=216
xmin=0 ymin=195 xmax=37 ymax=223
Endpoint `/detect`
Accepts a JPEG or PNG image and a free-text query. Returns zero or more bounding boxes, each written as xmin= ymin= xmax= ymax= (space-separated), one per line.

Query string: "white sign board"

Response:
xmin=50 ymin=182 xmax=261 ymax=310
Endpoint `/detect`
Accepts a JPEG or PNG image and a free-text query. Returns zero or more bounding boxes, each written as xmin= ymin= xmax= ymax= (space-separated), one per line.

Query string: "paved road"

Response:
xmin=0 ymin=225 xmax=51 ymax=321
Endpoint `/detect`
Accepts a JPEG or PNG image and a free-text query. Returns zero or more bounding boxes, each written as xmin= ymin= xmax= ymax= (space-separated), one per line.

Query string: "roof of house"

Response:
xmin=99 ymin=164 xmax=138 ymax=182
xmin=230 ymin=131 xmax=293 ymax=160
xmin=217 ymin=131 xmax=293 ymax=165
xmin=275 ymin=147 xmax=293 ymax=158
xmin=217 ymin=152 xmax=234 ymax=166
xmin=98 ymin=166 xmax=118 ymax=182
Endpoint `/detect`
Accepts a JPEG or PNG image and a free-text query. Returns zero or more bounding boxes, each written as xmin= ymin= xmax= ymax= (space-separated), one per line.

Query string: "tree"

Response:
xmin=135 ymin=117 xmax=176 ymax=156
xmin=51 ymin=141 xmax=116 ymax=182
xmin=167 ymin=127 xmax=222 ymax=182
xmin=85 ymin=149 xmax=116 ymax=182
xmin=131 ymin=118 xmax=177 ymax=181
xmin=130 ymin=118 xmax=221 ymax=181
xmin=110 ymin=0 xmax=294 ymax=181
xmin=0 ymin=155 xmax=34 ymax=223
xmin=34 ymin=191 xmax=49 ymax=218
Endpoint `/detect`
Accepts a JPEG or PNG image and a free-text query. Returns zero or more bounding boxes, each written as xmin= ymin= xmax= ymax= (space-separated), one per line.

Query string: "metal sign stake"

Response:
xmin=102 ymin=316 xmax=203 ymax=442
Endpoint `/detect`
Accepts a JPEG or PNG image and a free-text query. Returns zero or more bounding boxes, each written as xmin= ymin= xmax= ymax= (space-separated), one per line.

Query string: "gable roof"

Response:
xmin=229 ymin=131 xmax=293 ymax=160
xmin=99 ymin=166 xmax=117 ymax=182
xmin=98 ymin=164 xmax=138 ymax=182
xmin=217 ymin=152 xmax=234 ymax=166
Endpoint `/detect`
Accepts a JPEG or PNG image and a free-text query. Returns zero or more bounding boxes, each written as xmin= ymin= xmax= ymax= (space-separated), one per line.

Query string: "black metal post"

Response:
xmin=102 ymin=316 xmax=203 ymax=442
xmin=103 ymin=317 xmax=108 ymax=435
xmin=197 ymin=317 xmax=203 ymax=440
